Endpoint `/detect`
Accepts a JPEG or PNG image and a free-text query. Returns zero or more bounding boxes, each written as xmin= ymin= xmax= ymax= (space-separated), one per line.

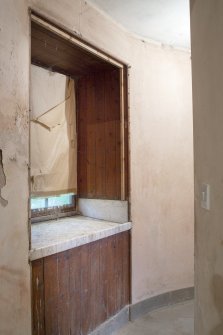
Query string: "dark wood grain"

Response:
xmin=32 ymin=232 xmax=130 ymax=335
xmin=123 ymin=231 xmax=130 ymax=306
xmin=116 ymin=233 xmax=124 ymax=311
xmin=80 ymin=244 xmax=91 ymax=335
xmin=90 ymin=241 xmax=101 ymax=330
xmin=77 ymin=69 xmax=121 ymax=199
xmin=99 ymin=237 xmax=109 ymax=323
xmin=69 ymin=247 xmax=81 ymax=335
xmin=32 ymin=20 xmax=129 ymax=202
xmin=123 ymin=66 xmax=129 ymax=201
xmin=32 ymin=259 xmax=45 ymax=335
xmin=86 ymin=74 xmax=96 ymax=198
xmin=94 ymin=72 xmax=106 ymax=198
xmin=107 ymin=235 xmax=117 ymax=317
xmin=76 ymin=78 xmax=87 ymax=197
xmin=44 ymin=254 xmax=59 ymax=335
xmin=31 ymin=21 xmax=116 ymax=77
xmin=104 ymin=70 xmax=120 ymax=199
xmin=57 ymin=252 xmax=70 ymax=335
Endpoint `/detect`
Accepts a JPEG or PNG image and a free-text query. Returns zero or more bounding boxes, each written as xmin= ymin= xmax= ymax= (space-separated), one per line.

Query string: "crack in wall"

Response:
xmin=0 ymin=150 xmax=8 ymax=207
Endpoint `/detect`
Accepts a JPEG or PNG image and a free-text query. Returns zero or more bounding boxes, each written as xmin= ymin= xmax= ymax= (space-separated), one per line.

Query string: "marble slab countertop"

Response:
xmin=30 ymin=215 xmax=132 ymax=261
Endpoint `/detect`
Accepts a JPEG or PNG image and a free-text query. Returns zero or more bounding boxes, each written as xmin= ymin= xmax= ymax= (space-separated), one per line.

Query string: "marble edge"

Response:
xmin=29 ymin=221 xmax=132 ymax=261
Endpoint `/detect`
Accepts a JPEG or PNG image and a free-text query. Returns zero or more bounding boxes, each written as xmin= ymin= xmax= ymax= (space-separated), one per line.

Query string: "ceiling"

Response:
xmin=88 ymin=0 xmax=191 ymax=49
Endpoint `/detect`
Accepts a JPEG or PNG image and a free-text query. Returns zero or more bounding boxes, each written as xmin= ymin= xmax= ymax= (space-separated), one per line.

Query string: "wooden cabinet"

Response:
xmin=32 ymin=231 xmax=130 ymax=335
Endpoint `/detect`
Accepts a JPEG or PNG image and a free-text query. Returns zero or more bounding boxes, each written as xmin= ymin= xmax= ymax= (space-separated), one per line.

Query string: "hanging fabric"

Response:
xmin=30 ymin=65 xmax=77 ymax=197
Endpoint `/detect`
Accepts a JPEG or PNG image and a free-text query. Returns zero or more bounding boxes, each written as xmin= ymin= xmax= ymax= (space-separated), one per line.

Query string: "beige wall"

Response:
xmin=0 ymin=0 xmax=194 ymax=333
xmin=191 ymin=0 xmax=223 ymax=334
xmin=0 ymin=1 xmax=31 ymax=334
xmin=130 ymin=43 xmax=194 ymax=302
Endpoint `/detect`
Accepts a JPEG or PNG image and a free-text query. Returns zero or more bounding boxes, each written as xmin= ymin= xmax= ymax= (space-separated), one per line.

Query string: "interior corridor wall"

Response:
xmin=190 ymin=0 xmax=223 ymax=333
xmin=0 ymin=0 xmax=194 ymax=333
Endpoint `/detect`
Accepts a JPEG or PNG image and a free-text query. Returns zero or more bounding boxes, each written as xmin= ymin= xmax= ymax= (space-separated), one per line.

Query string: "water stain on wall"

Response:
xmin=0 ymin=150 xmax=8 ymax=207
xmin=210 ymin=274 xmax=223 ymax=334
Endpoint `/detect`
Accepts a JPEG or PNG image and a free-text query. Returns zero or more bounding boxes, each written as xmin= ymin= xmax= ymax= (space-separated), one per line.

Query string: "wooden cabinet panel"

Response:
xmin=32 ymin=258 xmax=45 ymax=335
xmin=44 ymin=255 xmax=59 ymax=335
xmin=69 ymin=247 xmax=81 ymax=335
xmin=77 ymin=69 xmax=121 ymax=199
xmin=32 ymin=232 xmax=130 ymax=335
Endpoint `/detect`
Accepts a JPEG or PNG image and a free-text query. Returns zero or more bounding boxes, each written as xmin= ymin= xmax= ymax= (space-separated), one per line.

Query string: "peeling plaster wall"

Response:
xmin=190 ymin=0 xmax=223 ymax=334
xmin=29 ymin=0 xmax=194 ymax=303
xmin=0 ymin=149 xmax=8 ymax=207
xmin=0 ymin=1 xmax=31 ymax=334
xmin=0 ymin=0 xmax=193 ymax=333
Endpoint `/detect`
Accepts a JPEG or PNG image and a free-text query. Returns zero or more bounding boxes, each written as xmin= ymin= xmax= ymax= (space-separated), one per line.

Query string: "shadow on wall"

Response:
xmin=210 ymin=274 xmax=223 ymax=335
xmin=0 ymin=149 xmax=8 ymax=207
xmin=190 ymin=0 xmax=196 ymax=11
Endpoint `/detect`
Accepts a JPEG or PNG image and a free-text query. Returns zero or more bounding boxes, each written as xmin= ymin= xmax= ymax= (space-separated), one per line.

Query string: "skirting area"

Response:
xmin=116 ymin=301 xmax=194 ymax=335
xmin=90 ymin=307 xmax=129 ymax=335
xmin=130 ymin=287 xmax=194 ymax=321
xmin=89 ymin=287 xmax=194 ymax=335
